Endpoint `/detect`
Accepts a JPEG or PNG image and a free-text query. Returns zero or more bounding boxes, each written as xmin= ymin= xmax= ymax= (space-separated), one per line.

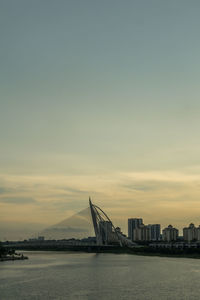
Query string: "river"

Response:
xmin=0 ymin=251 xmax=200 ymax=299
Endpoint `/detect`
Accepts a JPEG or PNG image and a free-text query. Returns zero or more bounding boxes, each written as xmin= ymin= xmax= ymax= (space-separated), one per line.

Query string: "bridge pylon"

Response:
xmin=89 ymin=198 xmax=135 ymax=247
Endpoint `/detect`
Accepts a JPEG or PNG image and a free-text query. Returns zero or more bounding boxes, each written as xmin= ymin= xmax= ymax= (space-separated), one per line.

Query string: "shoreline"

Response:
xmin=5 ymin=246 xmax=200 ymax=259
xmin=0 ymin=255 xmax=28 ymax=262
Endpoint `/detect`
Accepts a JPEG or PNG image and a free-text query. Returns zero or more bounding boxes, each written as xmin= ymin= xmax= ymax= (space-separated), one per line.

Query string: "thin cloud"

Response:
xmin=122 ymin=184 xmax=155 ymax=192
xmin=0 ymin=197 xmax=37 ymax=204
xmin=0 ymin=187 xmax=13 ymax=194
xmin=63 ymin=186 xmax=89 ymax=194
xmin=120 ymin=171 xmax=200 ymax=183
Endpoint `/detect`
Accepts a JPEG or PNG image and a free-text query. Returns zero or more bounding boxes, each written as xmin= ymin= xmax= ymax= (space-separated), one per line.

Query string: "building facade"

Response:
xmin=148 ymin=224 xmax=161 ymax=241
xmin=99 ymin=221 xmax=112 ymax=245
xmin=128 ymin=218 xmax=143 ymax=241
xmin=162 ymin=225 xmax=178 ymax=242
xmin=128 ymin=219 xmax=161 ymax=242
xmin=133 ymin=224 xmax=151 ymax=241
xmin=183 ymin=223 xmax=200 ymax=242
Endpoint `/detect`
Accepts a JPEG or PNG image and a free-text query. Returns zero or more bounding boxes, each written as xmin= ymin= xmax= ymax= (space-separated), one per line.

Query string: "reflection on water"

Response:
xmin=1 ymin=251 xmax=200 ymax=299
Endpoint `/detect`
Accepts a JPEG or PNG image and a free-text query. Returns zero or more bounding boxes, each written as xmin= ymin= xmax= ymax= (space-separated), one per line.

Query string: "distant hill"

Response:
xmin=40 ymin=207 xmax=94 ymax=239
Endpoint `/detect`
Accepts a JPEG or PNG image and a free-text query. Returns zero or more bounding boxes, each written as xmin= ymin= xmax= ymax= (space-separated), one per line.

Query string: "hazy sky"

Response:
xmin=1 ymin=1 xmax=200 ymax=240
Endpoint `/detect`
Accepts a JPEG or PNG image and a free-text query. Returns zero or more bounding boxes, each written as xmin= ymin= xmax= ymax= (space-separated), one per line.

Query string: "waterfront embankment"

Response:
xmin=3 ymin=240 xmax=200 ymax=259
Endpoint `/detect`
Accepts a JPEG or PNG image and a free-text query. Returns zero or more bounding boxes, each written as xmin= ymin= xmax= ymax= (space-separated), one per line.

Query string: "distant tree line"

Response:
xmin=129 ymin=246 xmax=200 ymax=257
xmin=0 ymin=241 xmax=15 ymax=257
xmin=0 ymin=241 xmax=7 ymax=256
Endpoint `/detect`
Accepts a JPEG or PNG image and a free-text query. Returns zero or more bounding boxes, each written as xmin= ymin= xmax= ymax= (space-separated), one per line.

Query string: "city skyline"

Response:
xmin=1 ymin=1 xmax=200 ymax=240
xmin=3 ymin=195 xmax=200 ymax=243
xmin=1 ymin=195 xmax=200 ymax=241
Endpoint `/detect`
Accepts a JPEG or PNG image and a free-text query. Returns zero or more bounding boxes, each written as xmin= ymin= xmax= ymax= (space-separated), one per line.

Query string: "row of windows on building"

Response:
xmin=128 ymin=219 xmax=200 ymax=242
xmin=128 ymin=218 xmax=161 ymax=242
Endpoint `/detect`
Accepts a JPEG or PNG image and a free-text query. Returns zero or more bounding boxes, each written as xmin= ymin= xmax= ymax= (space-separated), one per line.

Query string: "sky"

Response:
xmin=1 ymin=0 xmax=200 ymax=240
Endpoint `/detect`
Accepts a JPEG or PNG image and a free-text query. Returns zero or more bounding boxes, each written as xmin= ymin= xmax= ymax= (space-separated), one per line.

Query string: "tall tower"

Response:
xmin=89 ymin=197 xmax=101 ymax=244
xmin=128 ymin=218 xmax=143 ymax=241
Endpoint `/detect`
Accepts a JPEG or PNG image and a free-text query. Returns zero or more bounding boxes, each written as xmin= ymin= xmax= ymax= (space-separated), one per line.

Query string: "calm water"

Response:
xmin=1 ymin=251 xmax=200 ymax=300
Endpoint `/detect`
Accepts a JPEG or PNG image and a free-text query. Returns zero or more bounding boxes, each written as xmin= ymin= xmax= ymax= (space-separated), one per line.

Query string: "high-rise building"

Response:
xmin=183 ymin=223 xmax=200 ymax=242
xmin=128 ymin=218 xmax=143 ymax=241
xmin=99 ymin=221 xmax=112 ymax=245
xmin=148 ymin=224 xmax=161 ymax=241
xmin=162 ymin=225 xmax=178 ymax=242
xmin=197 ymin=226 xmax=200 ymax=241
xmin=133 ymin=224 xmax=151 ymax=241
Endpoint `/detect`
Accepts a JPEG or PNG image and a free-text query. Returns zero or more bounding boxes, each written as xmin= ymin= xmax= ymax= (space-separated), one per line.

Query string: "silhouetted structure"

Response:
xmin=89 ymin=198 xmax=135 ymax=247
